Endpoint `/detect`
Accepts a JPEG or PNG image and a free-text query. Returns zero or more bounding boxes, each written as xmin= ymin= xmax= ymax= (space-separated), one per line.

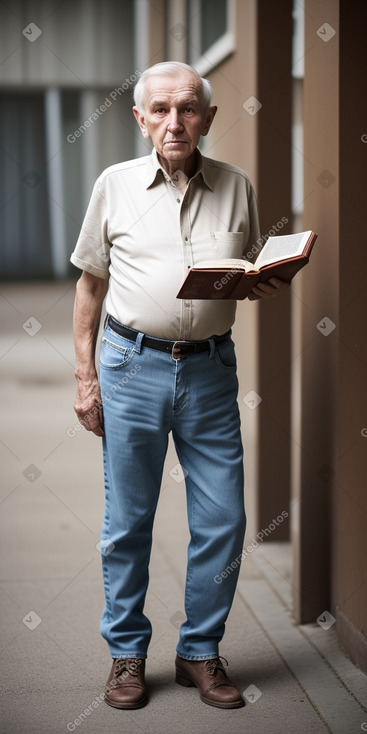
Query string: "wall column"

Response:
xmin=255 ymin=0 xmax=293 ymax=539
xmin=335 ymin=0 xmax=367 ymax=672
xmin=291 ymin=0 xmax=339 ymax=622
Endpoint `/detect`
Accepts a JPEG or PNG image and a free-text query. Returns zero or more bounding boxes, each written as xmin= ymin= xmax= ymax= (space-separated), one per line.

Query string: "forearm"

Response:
xmin=73 ymin=271 xmax=108 ymax=379
xmin=72 ymin=272 xmax=108 ymax=437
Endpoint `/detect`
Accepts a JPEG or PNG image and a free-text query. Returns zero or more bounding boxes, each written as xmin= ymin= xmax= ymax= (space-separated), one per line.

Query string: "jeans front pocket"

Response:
xmin=99 ymin=333 xmax=135 ymax=370
xmin=214 ymin=338 xmax=237 ymax=371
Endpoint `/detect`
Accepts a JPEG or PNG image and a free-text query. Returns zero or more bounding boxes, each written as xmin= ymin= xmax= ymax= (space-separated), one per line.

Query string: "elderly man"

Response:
xmin=71 ymin=61 xmax=289 ymax=711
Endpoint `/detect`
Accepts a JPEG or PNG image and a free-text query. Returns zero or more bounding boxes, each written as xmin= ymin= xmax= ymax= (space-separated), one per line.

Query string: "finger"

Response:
xmin=268 ymin=277 xmax=290 ymax=289
xmin=82 ymin=416 xmax=104 ymax=437
xmin=248 ymin=278 xmax=291 ymax=300
xmin=79 ymin=415 xmax=97 ymax=432
xmin=92 ymin=423 xmax=104 ymax=437
xmin=89 ymin=405 xmax=104 ymax=437
xmin=267 ymin=277 xmax=282 ymax=287
xmin=260 ymin=280 xmax=281 ymax=292
xmin=247 ymin=292 xmax=261 ymax=300
xmin=77 ymin=403 xmax=103 ymax=434
xmin=96 ymin=406 xmax=105 ymax=437
xmin=251 ymin=283 xmax=275 ymax=297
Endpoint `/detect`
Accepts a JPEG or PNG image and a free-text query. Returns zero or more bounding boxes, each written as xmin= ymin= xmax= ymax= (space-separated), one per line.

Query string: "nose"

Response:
xmin=167 ymin=109 xmax=183 ymax=133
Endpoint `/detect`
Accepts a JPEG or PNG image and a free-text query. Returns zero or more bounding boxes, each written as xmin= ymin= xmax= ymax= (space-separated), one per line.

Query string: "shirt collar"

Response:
xmin=144 ymin=148 xmax=214 ymax=192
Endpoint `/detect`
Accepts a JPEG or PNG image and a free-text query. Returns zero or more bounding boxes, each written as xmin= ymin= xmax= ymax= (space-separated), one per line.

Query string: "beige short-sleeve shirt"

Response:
xmin=70 ymin=148 xmax=260 ymax=340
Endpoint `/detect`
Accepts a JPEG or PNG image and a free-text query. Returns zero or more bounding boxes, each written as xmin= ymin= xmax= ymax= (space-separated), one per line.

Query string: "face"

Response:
xmin=133 ymin=71 xmax=217 ymax=175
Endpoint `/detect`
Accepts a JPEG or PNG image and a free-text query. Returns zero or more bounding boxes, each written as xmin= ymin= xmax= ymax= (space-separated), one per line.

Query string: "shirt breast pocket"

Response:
xmin=210 ymin=232 xmax=244 ymax=258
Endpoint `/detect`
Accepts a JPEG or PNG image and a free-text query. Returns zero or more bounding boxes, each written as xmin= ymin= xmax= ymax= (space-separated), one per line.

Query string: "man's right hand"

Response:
xmin=74 ymin=374 xmax=104 ymax=437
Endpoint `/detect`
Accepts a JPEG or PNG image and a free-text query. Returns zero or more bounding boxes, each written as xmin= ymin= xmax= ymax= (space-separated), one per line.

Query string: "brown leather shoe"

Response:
xmin=175 ymin=655 xmax=245 ymax=709
xmin=104 ymin=658 xmax=147 ymax=709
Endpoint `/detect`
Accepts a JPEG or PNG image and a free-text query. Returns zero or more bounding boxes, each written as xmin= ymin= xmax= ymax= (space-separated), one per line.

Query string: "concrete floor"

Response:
xmin=0 ymin=282 xmax=366 ymax=734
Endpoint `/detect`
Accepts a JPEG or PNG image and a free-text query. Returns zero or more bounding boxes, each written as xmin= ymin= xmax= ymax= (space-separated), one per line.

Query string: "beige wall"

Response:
xmin=203 ymin=0 xmax=260 ymax=540
xmin=254 ymin=0 xmax=292 ymax=539
xmin=150 ymin=0 xmax=265 ymax=539
xmin=145 ymin=0 xmax=367 ymax=670
xmin=295 ymin=0 xmax=367 ymax=671
xmin=147 ymin=0 xmax=166 ymax=64
xmin=204 ymin=0 xmax=292 ymax=541
xmin=292 ymin=0 xmax=339 ymax=623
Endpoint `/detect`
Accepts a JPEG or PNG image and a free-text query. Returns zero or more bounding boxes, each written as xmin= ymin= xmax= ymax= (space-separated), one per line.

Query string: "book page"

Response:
xmin=194 ymin=258 xmax=254 ymax=272
xmin=255 ymin=231 xmax=312 ymax=269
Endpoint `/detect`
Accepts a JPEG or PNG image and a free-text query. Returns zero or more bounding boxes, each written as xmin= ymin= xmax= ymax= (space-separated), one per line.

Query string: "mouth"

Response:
xmin=164 ymin=140 xmax=187 ymax=145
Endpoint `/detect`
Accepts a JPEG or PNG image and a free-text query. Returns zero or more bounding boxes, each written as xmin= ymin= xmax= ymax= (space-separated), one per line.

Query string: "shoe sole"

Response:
xmin=200 ymin=695 xmax=245 ymax=709
xmin=104 ymin=694 xmax=148 ymax=709
xmin=175 ymin=670 xmax=245 ymax=709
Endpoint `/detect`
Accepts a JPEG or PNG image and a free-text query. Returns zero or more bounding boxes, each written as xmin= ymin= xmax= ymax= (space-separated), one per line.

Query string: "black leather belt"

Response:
xmin=107 ymin=316 xmax=231 ymax=360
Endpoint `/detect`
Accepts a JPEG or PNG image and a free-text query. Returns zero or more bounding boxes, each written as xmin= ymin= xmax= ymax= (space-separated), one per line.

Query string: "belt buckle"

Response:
xmin=172 ymin=341 xmax=185 ymax=360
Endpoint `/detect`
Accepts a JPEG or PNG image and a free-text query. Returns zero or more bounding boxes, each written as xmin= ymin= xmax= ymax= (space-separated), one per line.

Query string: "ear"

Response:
xmin=132 ymin=106 xmax=150 ymax=139
xmin=201 ymin=105 xmax=217 ymax=136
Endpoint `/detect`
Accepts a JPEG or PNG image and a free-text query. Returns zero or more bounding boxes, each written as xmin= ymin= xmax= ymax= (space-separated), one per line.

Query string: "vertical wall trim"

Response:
xmin=134 ymin=0 xmax=151 ymax=157
xmin=255 ymin=0 xmax=293 ymax=540
xmin=166 ymin=0 xmax=188 ymax=62
xmin=292 ymin=0 xmax=339 ymax=623
xmin=44 ymin=88 xmax=68 ymax=278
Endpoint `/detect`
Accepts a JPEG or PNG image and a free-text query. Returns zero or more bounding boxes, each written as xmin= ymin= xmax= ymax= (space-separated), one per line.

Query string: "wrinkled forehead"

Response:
xmin=144 ymin=72 xmax=204 ymax=108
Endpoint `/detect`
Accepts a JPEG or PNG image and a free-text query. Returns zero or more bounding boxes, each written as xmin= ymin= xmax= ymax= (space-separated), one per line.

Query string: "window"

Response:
xmin=187 ymin=0 xmax=236 ymax=75
xmin=0 ymin=85 xmax=135 ymax=279
xmin=0 ymin=93 xmax=53 ymax=278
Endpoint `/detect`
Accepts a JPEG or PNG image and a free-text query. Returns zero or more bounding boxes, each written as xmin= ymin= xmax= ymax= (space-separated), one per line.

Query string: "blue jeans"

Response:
xmin=98 ymin=324 xmax=246 ymax=660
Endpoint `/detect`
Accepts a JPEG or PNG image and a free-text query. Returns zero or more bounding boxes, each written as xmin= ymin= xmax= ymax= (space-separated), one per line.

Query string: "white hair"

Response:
xmin=133 ymin=61 xmax=213 ymax=112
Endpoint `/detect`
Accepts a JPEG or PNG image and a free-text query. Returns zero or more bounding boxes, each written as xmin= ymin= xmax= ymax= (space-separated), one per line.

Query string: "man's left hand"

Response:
xmin=248 ymin=276 xmax=291 ymax=301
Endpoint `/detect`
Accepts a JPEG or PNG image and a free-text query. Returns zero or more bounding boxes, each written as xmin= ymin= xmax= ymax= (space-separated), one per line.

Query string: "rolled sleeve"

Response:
xmin=70 ymin=177 xmax=111 ymax=279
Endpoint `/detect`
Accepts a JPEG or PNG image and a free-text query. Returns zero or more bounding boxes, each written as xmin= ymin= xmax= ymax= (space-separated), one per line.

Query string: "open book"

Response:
xmin=176 ymin=230 xmax=317 ymax=300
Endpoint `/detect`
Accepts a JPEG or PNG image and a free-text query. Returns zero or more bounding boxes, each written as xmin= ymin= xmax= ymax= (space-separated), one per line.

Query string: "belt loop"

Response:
xmin=208 ymin=338 xmax=215 ymax=359
xmin=134 ymin=332 xmax=144 ymax=354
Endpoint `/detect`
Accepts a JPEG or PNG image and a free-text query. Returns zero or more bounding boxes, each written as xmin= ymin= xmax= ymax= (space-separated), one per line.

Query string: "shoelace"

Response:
xmin=204 ymin=656 xmax=229 ymax=676
xmin=114 ymin=658 xmax=142 ymax=678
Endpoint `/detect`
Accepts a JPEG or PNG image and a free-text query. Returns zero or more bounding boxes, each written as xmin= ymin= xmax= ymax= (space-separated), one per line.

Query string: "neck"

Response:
xmin=157 ymin=149 xmax=197 ymax=179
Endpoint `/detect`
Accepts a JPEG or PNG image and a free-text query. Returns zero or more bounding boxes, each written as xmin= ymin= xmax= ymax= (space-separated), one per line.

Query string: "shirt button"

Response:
xmin=176 ymin=198 xmax=180 ymax=203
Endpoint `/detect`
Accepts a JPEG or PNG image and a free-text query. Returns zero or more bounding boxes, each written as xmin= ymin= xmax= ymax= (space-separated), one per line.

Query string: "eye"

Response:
xmin=155 ymin=107 xmax=166 ymax=114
